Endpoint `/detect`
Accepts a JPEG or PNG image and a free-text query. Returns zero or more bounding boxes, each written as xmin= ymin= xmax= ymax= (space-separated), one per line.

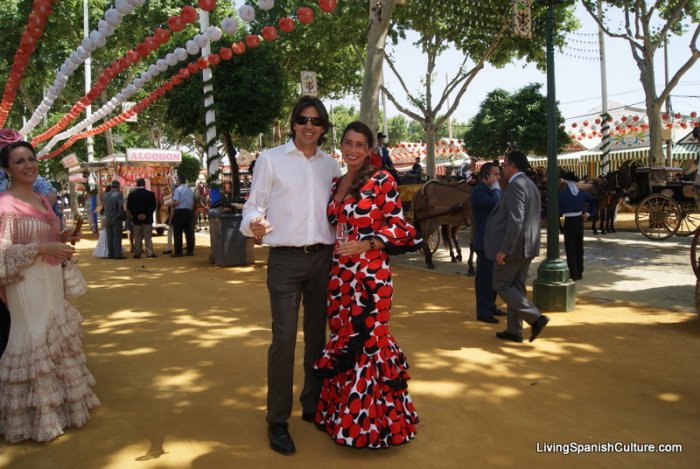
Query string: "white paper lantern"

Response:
xmin=220 ymin=17 xmax=238 ymax=35
xmin=126 ymin=84 xmax=136 ymax=95
xmin=98 ymin=20 xmax=116 ymax=37
xmin=258 ymin=0 xmax=275 ymax=11
xmin=186 ymin=40 xmax=200 ymax=55
xmin=89 ymin=30 xmax=103 ymax=44
xmin=174 ymin=48 xmax=188 ymax=61
xmin=133 ymin=78 xmax=143 ymax=88
xmin=59 ymin=63 xmax=71 ymax=75
xmin=148 ymin=64 xmax=158 ymax=76
xmin=104 ymin=9 xmax=123 ymax=27
xmin=95 ymin=34 xmax=107 ymax=48
xmin=156 ymin=59 xmax=168 ymax=72
xmin=238 ymin=5 xmax=255 ymax=22
xmin=77 ymin=46 xmax=91 ymax=60
xmin=165 ymin=53 xmax=177 ymax=66
xmin=206 ymin=26 xmax=222 ymax=42
xmin=70 ymin=52 xmax=84 ymax=66
xmin=81 ymin=37 xmax=95 ymax=52
xmin=194 ymin=34 xmax=209 ymax=48
xmin=115 ymin=0 xmax=135 ymax=15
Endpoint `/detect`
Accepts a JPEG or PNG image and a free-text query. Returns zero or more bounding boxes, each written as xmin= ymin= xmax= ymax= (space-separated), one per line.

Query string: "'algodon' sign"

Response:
xmin=126 ymin=148 xmax=182 ymax=163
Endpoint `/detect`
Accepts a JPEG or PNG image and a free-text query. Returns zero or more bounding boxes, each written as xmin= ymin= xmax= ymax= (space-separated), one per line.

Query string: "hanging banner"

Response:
xmin=300 ymin=71 xmax=318 ymax=96
xmin=512 ymin=0 xmax=532 ymax=39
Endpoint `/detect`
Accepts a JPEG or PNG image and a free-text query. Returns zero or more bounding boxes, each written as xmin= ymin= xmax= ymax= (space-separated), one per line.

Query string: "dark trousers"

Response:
xmin=0 ymin=299 xmax=9 ymax=357
xmin=105 ymin=222 xmax=123 ymax=258
xmin=265 ymin=246 xmax=332 ymax=424
xmin=475 ymin=250 xmax=498 ymax=319
xmin=563 ymin=215 xmax=584 ymax=280
xmin=173 ymin=209 xmax=194 ymax=255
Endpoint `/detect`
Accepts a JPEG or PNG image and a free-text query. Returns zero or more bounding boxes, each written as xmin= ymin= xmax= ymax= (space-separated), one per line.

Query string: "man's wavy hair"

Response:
xmin=288 ymin=95 xmax=331 ymax=145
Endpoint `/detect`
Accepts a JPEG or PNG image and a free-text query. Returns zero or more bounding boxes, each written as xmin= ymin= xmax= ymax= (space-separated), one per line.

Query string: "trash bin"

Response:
xmin=209 ymin=209 xmax=254 ymax=266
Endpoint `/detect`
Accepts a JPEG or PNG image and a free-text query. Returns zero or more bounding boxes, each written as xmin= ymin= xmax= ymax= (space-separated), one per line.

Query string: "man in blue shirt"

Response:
xmin=559 ymin=171 xmax=597 ymax=281
xmin=171 ymin=175 xmax=195 ymax=256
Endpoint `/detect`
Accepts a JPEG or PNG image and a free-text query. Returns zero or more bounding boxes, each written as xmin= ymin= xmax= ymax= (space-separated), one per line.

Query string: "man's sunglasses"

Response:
xmin=294 ymin=116 xmax=324 ymax=127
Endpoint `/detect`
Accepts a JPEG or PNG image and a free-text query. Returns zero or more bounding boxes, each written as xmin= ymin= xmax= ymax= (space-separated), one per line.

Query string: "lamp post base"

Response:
xmin=533 ymin=259 xmax=575 ymax=312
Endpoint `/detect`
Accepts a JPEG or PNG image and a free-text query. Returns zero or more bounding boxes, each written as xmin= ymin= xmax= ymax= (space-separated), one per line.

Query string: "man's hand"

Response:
xmin=250 ymin=216 xmax=273 ymax=238
xmin=496 ymin=251 xmax=507 ymax=265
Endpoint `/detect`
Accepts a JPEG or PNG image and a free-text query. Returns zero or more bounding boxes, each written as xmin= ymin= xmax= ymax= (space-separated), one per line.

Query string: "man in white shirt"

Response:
xmin=241 ymin=96 xmax=340 ymax=455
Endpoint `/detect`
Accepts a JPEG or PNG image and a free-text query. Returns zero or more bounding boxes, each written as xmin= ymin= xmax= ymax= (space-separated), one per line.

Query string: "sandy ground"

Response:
xmin=1 ymin=226 xmax=698 ymax=469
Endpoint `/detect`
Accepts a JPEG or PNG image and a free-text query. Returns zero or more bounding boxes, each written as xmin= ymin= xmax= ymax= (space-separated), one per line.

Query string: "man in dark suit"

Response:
xmin=484 ymin=150 xmax=549 ymax=342
xmin=127 ymin=178 xmax=157 ymax=259
xmin=103 ymin=180 xmax=126 ymax=260
xmin=471 ymin=162 xmax=504 ymax=324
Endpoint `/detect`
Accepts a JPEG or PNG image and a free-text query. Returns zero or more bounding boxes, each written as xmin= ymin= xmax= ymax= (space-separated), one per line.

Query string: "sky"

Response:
xmin=336 ymin=2 xmax=700 ymax=127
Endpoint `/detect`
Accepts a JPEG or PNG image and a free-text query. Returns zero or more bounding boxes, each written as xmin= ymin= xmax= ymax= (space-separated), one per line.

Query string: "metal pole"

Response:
xmin=199 ymin=11 xmax=220 ymax=202
xmin=533 ymin=0 xmax=575 ymax=312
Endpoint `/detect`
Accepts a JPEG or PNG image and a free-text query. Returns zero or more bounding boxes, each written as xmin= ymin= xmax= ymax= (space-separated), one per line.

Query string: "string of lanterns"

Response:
xmin=37 ymin=0 xmax=339 ymax=159
xmin=0 ymin=0 xmax=56 ymax=127
xmin=563 ymin=112 xmax=699 ymax=140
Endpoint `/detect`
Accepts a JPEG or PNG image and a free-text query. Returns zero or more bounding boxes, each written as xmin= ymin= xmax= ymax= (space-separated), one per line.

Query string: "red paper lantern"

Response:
xmin=154 ymin=28 xmax=171 ymax=44
xmin=621 ymin=116 xmax=627 ymax=122
xmin=33 ymin=0 xmax=52 ymax=17
xmin=691 ymin=111 xmax=697 ymax=118
xmin=662 ymin=113 xmax=669 ymax=120
xmin=144 ymin=37 xmax=159 ymax=52
xmin=208 ymin=53 xmax=221 ymax=66
xmin=675 ymin=112 xmax=681 ymax=119
xmin=178 ymin=68 xmax=190 ymax=79
xmin=632 ymin=115 xmax=639 ymax=121
xmin=181 ymin=6 xmax=198 ymax=23
xmin=198 ymin=0 xmax=217 ymax=12
xmin=571 ymin=123 xmax=577 ymax=128
xmin=297 ymin=7 xmax=314 ymax=24
xmin=582 ymin=120 xmax=589 ymax=126
xmin=319 ymin=0 xmax=337 ymax=13
xmin=168 ymin=16 xmax=186 ymax=32
xmin=262 ymin=26 xmax=278 ymax=42
xmin=245 ymin=34 xmax=261 ymax=48
xmin=164 ymin=82 xmax=174 ymax=91
xmin=136 ymin=43 xmax=150 ymax=57
xmin=232 ymin=41 xmax=246 ymax=55
xmin=219 ymin=47 xmax=233 ymax=60
xmin=172 ymin=76 xmax=183 ymax=85
xmin=279 ymin=17 xmax=295 ymax=33
xmin=594 ymin=118 xmax=601 ymax=125
xmin=187 ymin=62 xmax=199 ymax=73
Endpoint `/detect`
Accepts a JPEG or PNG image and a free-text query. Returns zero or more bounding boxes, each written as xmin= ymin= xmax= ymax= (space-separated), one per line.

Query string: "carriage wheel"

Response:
xmin=635 ymin=194 xmax=681 ymax=240
xmin=675 ymin=202 xmax=700 ymax=237
xmin=691 ymin=229 xmax=700 ymax=279
xmin=426 ymin=230 xmax=440 ymax=254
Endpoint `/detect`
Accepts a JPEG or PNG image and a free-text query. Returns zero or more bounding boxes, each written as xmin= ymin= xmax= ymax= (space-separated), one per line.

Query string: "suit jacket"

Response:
xmin=103 ymin=189 xmax=124 ymax=226
xmin=470 ymin=181 xmax=500 ymax=252
xmin=484 ymin=173 xmax=541 ymax=261
xmin=127 ymin=187 xmax=157 ymax=225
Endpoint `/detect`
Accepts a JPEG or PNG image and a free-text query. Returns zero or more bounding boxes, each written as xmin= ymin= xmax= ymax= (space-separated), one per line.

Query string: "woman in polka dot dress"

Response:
xmin=314 ymin=121 xmax=422 ymax=449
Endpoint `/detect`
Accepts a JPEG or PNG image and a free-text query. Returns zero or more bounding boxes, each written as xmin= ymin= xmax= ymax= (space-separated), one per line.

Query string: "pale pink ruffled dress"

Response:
xmin=0 ymin=192 xmax=99 ymax=443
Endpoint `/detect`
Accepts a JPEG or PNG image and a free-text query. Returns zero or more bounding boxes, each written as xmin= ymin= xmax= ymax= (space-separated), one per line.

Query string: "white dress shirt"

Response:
xmin=241 ymin=139 xmax=340 ymax=246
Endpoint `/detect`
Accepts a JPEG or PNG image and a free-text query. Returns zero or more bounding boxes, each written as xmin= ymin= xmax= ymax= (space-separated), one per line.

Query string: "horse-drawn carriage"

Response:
xmin=628 ymin=166 xmax=700 ymax=240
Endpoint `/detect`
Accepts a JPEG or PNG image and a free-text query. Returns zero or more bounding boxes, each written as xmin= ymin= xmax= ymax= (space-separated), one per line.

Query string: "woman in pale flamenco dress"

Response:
xmin=92 ymin=186 xmax=109 ymax=258
xmin=0 ymin=137 xmax=99 ymax=443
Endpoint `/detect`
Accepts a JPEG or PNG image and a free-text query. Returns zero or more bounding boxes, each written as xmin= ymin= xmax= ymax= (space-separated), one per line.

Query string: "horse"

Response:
xmin=589 ymin=162 xmax=633 ymax=234
xmin=412 ymin=180 xmax=474 ymax=270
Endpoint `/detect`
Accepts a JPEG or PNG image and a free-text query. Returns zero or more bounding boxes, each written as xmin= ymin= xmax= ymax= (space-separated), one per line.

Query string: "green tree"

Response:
xmin=463 ymin=83 xmax=569 ymax=158
xmin=177 ymin=153 xmax=201 ymax=184
xmin=581 ymin=0 xmax=700 ymax=167
xmin=371 ymin=0 xmax=578 ymax=177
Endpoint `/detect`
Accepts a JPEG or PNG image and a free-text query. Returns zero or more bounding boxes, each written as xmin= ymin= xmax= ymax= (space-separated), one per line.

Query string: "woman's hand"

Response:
xmin=336 ymin=239 xmax=380 ymax=256
xmin=39 ymin=242 xmax=76 ymax=262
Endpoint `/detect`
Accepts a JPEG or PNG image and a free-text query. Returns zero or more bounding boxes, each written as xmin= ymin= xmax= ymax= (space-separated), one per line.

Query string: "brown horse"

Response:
xmin=589 ymin=163 xmax=633 ymax=234
xmin=412 ymin=180 xmax=474 ymax=270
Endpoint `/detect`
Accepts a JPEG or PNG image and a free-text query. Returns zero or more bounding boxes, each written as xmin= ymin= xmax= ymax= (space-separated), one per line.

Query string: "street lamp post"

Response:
xmin=532 ymin=0 xmax=575 ymax=312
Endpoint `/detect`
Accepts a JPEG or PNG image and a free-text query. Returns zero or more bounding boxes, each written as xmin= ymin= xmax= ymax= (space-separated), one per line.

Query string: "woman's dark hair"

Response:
xmin=0 ymin=141 xmax=36 ymax=169
xmin=288 ymin=95 xmax=331 ymax=145
xmin=342 ymin=121 xmax=380 ymax=200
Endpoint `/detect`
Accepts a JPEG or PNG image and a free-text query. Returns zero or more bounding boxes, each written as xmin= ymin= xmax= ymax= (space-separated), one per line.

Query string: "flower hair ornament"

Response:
xmin=0 ymin=128 xmax=24 ymax=150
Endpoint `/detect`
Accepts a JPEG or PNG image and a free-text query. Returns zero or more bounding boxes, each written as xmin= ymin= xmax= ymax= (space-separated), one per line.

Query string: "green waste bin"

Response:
xmin=209 ymin=209 xmax=254 ymax=266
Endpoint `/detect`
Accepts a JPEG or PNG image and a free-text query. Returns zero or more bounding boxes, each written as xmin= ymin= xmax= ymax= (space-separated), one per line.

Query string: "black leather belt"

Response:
xmin=272 ymin=243 xmax=329 ymax=253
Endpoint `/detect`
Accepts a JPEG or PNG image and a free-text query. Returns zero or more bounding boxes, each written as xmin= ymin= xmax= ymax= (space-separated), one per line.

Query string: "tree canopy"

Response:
xmin=463 ymin=83 xmax=569 ymax=158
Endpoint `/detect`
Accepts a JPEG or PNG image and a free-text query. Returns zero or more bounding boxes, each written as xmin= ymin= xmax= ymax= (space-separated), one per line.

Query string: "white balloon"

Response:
xmin=95 ymin=35 xmax=106 ymax=48
xmin=258 ymin=0 xmax=275 ymax=11
xmin=104 ymin=9 xmax=123 ymax=27
xmin=133 ymin=78 xmax=143 ymax=88
xmin=98 ymin=20 xmax=115 ymax=37
xmin=126 ymin=84 xmax=136 ymax=95
xmin=238 ymin=5 xmax=255 ymax=22
xmin=81 ymin=37 xmax=95 ymax=52
xmin=174 ymin=48 xmax=188 ymax=61
xmin=115 ymin=0 xmax=135 ymax=15
xmin=89 ymin=30 xmax=103 ymax=44
xmin=206 ymin=26 xmax=222 ymax=42
xmin=147 ymin=64 xmax=158 ymax=76
xmin=59 ymin=63 xmax=71 ymax=75
xmin=195 ymin=34 xmax=209 ymax=48
xmin=165 ymin=53 xmax=177 ymax=66
xmin=156 ymin=59 xmax=168 ymax=72
xmin=220 ymin=17 xmax=238 ymax=35
xmin=186 ymin=40 xmax=200 ymax=55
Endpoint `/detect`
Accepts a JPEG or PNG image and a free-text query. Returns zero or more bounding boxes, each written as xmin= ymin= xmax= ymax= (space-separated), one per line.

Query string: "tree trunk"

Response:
xmin=359 ymin=0 xmax=398 ymax=134
xmin=425 ymin=126 xmax=436 ymax=179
